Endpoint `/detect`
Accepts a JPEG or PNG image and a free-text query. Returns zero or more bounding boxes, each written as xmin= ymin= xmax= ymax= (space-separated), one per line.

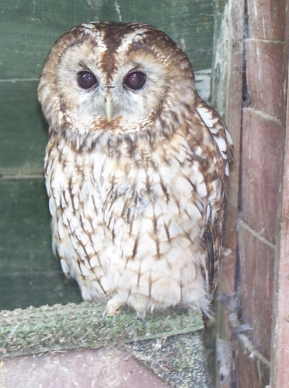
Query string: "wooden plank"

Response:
xmin=211 ymin=1 xmax=244 ymax=386
xmin=0 ymin=0 xmax=215 ymax=80
xmin=247 ymin=0 xmax=285 ymax=40
xmin=0 ymin=0 xmax=94 ymax=80
xmin=271 ymin=7 xmax=289 ymax=387
xmin=0 ymin=178 xmax=52 ymax=273
xmin=246 ymin=39 xmax=285 ymax=119
xmin=271 ymin=127 xmax=289 ymax=387
xmin=212 ymin=0 xmax=243 ymax=283
xmin=242 ymin=108 xmax=283 ymax=243
xmin=0 ymin=81 xmax=47 ymax=176
xmin=0 ymin=178 xmax=82 ymax=310
xmin=234 ymin=332 xmax=270 ymax=388
xmin=238 ymin=220 xmax=275 ymax=360
xmin=213 ymin=1 xmax=288 ymax=386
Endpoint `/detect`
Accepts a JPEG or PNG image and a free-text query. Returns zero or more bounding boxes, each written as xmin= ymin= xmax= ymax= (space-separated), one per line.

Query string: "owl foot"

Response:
xmin=102 ymin=295 xmax=124 ymax=318
xmin=127 ymin=295 xmax=148 ymax=322
xmin=136 ymin=308 xmax=146 ymax=323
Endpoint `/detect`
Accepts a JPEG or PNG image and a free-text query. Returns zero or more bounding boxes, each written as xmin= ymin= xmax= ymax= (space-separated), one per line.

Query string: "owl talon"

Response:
xmin=102 ymin=306 xmax=121 ymax=318
xmin=103 ymin=295 xmax=124 ymax=318
xmin=136 ymin=309 xmax=146 ymax=324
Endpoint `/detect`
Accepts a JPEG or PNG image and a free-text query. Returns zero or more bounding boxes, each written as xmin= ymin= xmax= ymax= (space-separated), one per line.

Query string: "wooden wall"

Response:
xmin=213 ymin=1 xmax=289 ymax=387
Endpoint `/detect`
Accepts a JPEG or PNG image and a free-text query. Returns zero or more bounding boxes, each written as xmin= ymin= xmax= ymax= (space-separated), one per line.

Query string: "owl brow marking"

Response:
xmin=100 ymin=25 xmax=127 ymax=81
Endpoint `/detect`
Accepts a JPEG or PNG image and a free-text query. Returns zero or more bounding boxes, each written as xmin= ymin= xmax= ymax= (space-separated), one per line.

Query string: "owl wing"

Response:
xmin=195 ymin=96 xmax=233 ymax=297
xmin=201 ymin=207 xmax=224 ymax=297
xmin=196 ymin=96 xmax=233 ymax=169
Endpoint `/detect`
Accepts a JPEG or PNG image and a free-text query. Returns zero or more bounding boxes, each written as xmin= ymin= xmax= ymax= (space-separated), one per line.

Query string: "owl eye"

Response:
xmin=77 ymin=71 xmax=98 ymax=89
xmin=124 ymin=72 xmax=146 ymax=90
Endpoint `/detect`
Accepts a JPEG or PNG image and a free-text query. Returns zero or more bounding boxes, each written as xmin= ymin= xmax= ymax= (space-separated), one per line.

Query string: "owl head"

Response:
xmin=38 ymin=22 xmax=196 ymax=136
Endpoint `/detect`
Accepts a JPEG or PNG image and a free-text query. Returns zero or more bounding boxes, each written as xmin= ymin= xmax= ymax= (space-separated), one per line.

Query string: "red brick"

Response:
xmin=241 ymin=108 xmax=283 ymax=244
xmin=247 ymin=0 xmax=285 ymax=40
xmin=246 ymin=39 xmax=284 ymax=119
xmin=238 ymin=222 xmax=275 ymax=360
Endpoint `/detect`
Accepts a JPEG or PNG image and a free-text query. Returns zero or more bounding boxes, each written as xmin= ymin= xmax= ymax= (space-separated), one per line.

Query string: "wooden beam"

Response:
xmin=211 ymin=0 xmax=244 ymax=387
xmin=271 ymin=7 xmax=289 ymax=387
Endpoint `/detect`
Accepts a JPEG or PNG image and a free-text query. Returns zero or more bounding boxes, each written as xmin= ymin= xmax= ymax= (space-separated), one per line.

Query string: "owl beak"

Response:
xmin=104 ymin=94 xmax=113 ymax=122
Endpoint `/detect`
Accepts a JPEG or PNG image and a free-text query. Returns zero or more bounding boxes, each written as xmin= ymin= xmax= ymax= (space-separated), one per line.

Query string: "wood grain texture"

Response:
xmin=247 ymin=0 xmax=285 ymax=40
xmin=246 ymin=39 xmax=285 ymax=119
xmin=234 ymin=335 xmax=270 ymax=388
xmin=0 ymin=178 xmax=82 ymax=310
xmin=242 ymin=108 xmax=283 ymax=243
xmin=0 ymin=0 xmax=94 ymax=80
xmin=212 ymin=0 xmax=243 ymax=291
xmin=0 ymin=81 xmax=47 ymax=176
xmin=238 ymin=221 xmax=275 ymax=360
xmin=236 ymin=0 xmax=287 ymax=386
xmin=211 ymin=1 xmax=244 ymax=387
xmin=271 ymin=6 xmax=289 ymax=387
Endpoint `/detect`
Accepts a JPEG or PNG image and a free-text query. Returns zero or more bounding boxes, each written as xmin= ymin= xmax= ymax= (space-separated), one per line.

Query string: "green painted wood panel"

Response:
xmin=0 ymin=81 xmax=47 ymax=176
xmin=0 ymin=178 xmax=53 ymax=273
xmin=0 ymin=0 xmax=214 ymax=80
xmin=0 ymin=178 xmax=82 ymax=310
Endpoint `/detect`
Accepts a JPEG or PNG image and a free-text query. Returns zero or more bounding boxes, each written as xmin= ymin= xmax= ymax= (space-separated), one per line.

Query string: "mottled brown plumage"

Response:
xmin=38 ymin=22 xmax=233 ymax=318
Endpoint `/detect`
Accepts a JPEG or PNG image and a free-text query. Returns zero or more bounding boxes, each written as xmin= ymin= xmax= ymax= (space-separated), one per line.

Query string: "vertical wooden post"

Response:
xmin=211 ymin=0 xmax=244 ymax=386
xmin=271 ymin=105 xmax=289 ymax=388
xmin=271 ymin=7 xmax=289 ymax=387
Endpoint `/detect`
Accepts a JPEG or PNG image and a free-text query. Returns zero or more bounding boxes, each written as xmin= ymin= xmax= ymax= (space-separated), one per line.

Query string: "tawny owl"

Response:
xmin=38 ymin=22 xmax=233 ymax=319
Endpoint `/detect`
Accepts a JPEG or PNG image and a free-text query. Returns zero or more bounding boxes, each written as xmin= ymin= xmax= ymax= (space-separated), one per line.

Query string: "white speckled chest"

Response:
xmin=45 ymin=124 xmax=221 ymax=317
